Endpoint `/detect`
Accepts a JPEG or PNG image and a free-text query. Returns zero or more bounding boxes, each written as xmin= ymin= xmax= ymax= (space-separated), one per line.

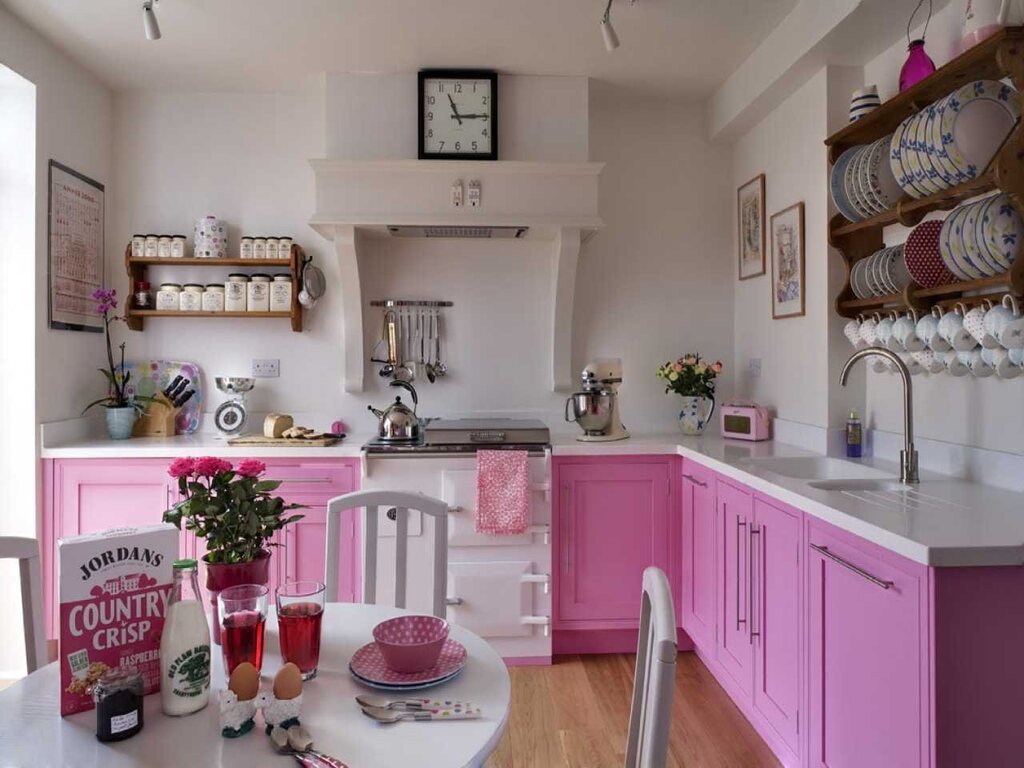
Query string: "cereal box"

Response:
xmin=58 ymin=524 xmax=178 ymax=716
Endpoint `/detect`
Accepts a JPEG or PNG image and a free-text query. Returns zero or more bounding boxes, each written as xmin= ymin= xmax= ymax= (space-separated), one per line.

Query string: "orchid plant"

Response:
xmin=82 ymin=288 xmax=151 ymax=414
xmin=163 ymin=457 xmax=305 ymax=565
xmin=656 ymin=354 xmax=723 ymax=400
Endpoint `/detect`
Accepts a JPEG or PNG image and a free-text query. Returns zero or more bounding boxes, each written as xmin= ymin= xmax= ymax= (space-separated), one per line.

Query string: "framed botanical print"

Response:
xmin=770 ymin=202 xmax=805 ymax=319
xmin=737 ymin=173 xmax=765 ymax=280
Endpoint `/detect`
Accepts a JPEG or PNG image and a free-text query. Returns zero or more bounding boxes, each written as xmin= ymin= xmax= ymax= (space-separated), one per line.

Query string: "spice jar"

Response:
xmin=225 ymin=274 xmax=248 ymax=312
xmin=131 ymin=235 xmax=146 ymax=260
xmin=278 ymin=237 xmax=293 ymax=260
xmin=157 ymin=236 xmax=173 ymax=259
xmin=240 ymin=237 xmax=254 ymax=260
xmin=180 ymin=284 xmax=203 ymax=312
xmin=135 ymin=280 xmax=152 ymax=309
xmin=170 ymin=235 xmax=188 ymax=259
xmin=202 ymin=284 xmax=225 ymax=312
xmin=270 ymin=274 xmax=292 ymax=312
xmin=144 ymin=235 xmax=159 ymax=259
xmin=156 ymin=283 xmax=183 ymax=311
xmin=265 ymin=237 xmax=279 ymax=260
xmin=93 ymin=666 xmax=144 ymax=743
xmin=247 ymin=273 xmax=271 ymax=312
xmin=253 ymin=237 xmax=267 ymax=260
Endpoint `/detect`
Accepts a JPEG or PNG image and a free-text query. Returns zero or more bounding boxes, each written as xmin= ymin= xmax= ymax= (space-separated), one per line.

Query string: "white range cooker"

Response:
xmin=361 ymin=419 xmax=552 ymax=663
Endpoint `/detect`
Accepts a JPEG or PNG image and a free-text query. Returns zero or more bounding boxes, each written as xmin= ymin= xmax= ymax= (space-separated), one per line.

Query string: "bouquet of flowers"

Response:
xmin=656 ymin=354 xmax=723 ymax=399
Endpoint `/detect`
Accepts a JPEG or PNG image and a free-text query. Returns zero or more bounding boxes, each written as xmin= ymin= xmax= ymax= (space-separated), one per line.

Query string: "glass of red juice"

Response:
xmin=218 ymin=583 xmax=269 ymax=678
xmin=276 ymin=581 xmax=325 ymax=680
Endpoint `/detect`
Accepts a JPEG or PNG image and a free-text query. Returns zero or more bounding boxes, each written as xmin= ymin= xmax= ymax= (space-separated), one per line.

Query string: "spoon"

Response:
xmin=268 ymin=725 xmax=347 ymax=767
xmin=355 ymin=694 xmax=473 ymax=711
xmin=359 ymin=703 xmax=482 ymax=723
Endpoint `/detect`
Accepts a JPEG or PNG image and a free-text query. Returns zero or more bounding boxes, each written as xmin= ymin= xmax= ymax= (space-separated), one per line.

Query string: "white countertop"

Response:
xmin=40 ymin=425 xmax=1024 ymax=568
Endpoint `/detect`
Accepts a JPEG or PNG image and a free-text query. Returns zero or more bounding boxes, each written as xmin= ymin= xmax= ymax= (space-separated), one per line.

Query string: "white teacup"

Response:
xmin=1009 ymin=347 xmax=1024 ymax=367
xmin=960 ymin=348 xmax=995 ymax=377
xmin=984 ymin=295 xmax=1023 ymax=349
xmin=944 ymin=349 xmax=970 ymax=376
xmin=876 ymin=313 xmax=898 ymax=350
xmin=891 ymin=309 xmax=924 ymax=352
xmin=900 ymin=351 xmax=924 ymax=375
xmin=964 ymin=300 xmax=997 ymax=349
xmin=981 ymin=347 xmax=1021 ymax=379
xmin=859 ymin=315 xmax=880 ymax=347
xmin=843 ymin=318 xmax=865 ymax=349
xmin=912 ymin=348 xmax=945 ymax=374
xmin=917 ymin=307 xmax=950 ymax=352
xmin=938 ymin=303 xmax=977 ymax=351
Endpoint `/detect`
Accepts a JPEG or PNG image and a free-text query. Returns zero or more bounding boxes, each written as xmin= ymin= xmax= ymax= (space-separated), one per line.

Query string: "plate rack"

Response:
xmin=827 ymin=28 xmax=1024 ymax=319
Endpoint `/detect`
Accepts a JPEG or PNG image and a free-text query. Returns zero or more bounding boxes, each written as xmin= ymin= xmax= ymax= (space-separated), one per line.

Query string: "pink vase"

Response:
xmin=205 ymin=549 xmax=271 ymax=644
xmin=900 ymin=39 xmax=937 ymax=92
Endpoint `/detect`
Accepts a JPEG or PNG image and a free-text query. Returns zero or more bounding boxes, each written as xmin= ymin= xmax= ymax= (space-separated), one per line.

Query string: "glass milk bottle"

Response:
xmin=160 ymin=559 xmax=211 ymax=715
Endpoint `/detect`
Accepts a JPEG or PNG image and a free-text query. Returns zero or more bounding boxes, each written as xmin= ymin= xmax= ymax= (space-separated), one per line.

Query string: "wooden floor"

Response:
xmin=486 ymin=652 xmax=781 ymax=768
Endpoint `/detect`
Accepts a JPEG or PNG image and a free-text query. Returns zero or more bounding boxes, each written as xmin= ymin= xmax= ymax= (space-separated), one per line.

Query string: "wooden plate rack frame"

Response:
xmin=123 ymin=243 xmax=305 ymax=332
xmin=826 ymin=28 xmax=1024 ymax=320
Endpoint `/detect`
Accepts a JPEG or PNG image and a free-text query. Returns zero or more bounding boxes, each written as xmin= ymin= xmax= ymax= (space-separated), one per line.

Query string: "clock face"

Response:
xmin=420 ymin=73 xmax=496 ymax=159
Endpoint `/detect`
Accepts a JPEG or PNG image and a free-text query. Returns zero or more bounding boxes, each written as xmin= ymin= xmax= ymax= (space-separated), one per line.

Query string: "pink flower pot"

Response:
xmin=372 ymin=615 xmax=449 ymax=673
xmin=205 ymin=549 xmax=271 ymax=644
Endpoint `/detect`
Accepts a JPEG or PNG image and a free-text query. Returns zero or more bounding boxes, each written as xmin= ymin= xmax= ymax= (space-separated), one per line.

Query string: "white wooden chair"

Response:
xmin=325 ymin=490 xmax=450 ymax=618
xmin=625 ymin=566 xmax=678 ymax=768
xmin=0 ymin=537 xmax=47 ymax=673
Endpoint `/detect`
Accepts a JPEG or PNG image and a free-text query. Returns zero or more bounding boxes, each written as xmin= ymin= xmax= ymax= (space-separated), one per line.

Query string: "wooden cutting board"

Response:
xmin=227 ymin=434 xmax=341 ymax=447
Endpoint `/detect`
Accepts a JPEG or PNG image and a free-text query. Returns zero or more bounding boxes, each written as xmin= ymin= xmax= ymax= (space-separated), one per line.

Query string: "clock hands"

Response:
xmin=447 ymin=93 xmax=463 ymax=125
xmin=458 ymin=114 xmax=489 ymax=120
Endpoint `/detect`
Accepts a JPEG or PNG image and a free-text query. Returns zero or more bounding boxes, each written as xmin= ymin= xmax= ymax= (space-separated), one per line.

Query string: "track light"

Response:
xmin=601 ymin=0 xmax=636 ymax=52
xmin=142 ymin=1 xmax=161 ymax=41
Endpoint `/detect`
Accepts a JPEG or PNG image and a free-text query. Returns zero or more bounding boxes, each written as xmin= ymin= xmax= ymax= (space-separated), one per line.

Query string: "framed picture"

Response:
xmin=737 ymin=173 xmax=765 ymax=280
xmin=48 ymin=160 xmax=104 ymax=332
xmin=770 ymin=202 xmax=806 ymax=319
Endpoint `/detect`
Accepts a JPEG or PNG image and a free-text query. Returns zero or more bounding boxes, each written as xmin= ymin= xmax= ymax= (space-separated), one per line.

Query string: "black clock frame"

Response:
xmin=418 ymin=69 xmax=498 ymax=161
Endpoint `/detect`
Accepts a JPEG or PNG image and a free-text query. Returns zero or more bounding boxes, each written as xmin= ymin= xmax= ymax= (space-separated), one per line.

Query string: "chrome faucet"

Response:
xmin=839 ymin=348 xmax=919 ymax=484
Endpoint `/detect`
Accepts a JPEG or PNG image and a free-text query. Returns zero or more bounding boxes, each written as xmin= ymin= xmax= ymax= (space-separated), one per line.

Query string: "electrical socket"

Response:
xmin=467 ymin=180 xmax=481 ymax=208
xmin=451 ymin=180 xmax=464 ymax=208
xmin=748 ymin=358 xmax=762 ymax=379
xmin=252 ymin=359 xmax=280 ymax=378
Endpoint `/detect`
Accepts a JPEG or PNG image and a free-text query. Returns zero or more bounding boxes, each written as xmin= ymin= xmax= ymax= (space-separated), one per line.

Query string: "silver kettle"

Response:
xmin=368 ymin=380 xmax=420 ymax=441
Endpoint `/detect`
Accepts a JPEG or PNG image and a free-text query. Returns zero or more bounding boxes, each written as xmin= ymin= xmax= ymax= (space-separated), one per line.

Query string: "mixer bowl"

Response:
xmin=566 ymin=391 xmax=614 ymax=435
xmin=215 ymin=376 xmax=256 ymax=394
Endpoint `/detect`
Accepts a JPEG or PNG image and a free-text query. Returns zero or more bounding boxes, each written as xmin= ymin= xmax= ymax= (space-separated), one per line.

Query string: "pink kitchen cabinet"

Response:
xmin=715 ymin=478 xmax=754 ymax=695
xmin=680 ymin=459 xmax=717 ymax=652
xmin=555 ymin=457 xmax=672 ymax=627
xmin=807 ymin=519 xmax=929 ymax=768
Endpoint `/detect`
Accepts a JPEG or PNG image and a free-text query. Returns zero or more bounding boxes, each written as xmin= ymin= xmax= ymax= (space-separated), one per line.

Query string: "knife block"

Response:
xmin=132 ymin=393 xmax=178 ymax=437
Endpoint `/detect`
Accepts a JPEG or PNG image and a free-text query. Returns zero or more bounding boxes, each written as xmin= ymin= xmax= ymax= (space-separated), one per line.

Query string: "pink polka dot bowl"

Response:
xmin=372 ymin=615 xmax=450 ymax=673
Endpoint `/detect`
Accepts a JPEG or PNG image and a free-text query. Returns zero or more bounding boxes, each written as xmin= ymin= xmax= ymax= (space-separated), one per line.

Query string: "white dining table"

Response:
xmin=0 ymin=603 xmax=511 ymax=768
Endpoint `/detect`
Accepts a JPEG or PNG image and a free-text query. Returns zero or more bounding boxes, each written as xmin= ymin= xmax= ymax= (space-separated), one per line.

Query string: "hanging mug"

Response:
xmin=938 ymin=303 xmax=977 ymax=351
xmin=917 ymin=306 xmax=951 ymax=352
xmin=984 ymin=295 xmax=1023 ymax=349
xmin=892 ymin=309 xmax=924 ymax=352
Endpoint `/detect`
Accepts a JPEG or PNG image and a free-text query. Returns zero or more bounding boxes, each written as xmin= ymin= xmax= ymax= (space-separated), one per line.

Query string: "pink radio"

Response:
xmin=720 ymin=400 xmax=771 ymax=441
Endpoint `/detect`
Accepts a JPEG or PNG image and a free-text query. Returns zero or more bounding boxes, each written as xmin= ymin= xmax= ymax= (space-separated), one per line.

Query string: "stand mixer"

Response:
xmin=564 ymin=358 xmax=630 ymax=442
xmin=213 ymin=377 xmax=255 ymax=436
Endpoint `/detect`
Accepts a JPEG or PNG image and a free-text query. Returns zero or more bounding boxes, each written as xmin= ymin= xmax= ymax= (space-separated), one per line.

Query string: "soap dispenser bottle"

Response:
xmin=846 ymin=410 xmax=863 ymax=458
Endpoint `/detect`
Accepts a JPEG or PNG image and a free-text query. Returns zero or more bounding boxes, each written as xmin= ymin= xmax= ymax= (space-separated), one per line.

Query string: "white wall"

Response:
xmin=0 ymin=3 xmax=113 ymax=677
xmin=861 ymin=4 xmax=1024 ymax=455
xmin=110 ymin=76 xmax=733 ymax=435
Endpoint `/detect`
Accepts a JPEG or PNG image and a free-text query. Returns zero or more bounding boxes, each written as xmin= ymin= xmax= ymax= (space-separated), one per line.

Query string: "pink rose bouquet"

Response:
xmin=656 ymin=353 xmax=723 ymax=399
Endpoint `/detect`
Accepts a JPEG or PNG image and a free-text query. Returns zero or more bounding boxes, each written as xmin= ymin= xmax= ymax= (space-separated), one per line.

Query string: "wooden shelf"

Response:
xmin=827 ymin=28 xmax=1024 ymax=319
xmin=124 ymin=244 xmax=306 ymax=332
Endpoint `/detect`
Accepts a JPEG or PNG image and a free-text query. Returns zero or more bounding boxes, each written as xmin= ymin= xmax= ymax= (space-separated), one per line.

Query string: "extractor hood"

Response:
xmin=387 ymin=224 xmax=528 ymax=239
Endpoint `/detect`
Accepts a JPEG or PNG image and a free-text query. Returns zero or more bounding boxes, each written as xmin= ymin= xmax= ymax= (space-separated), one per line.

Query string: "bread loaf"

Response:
xmin=264 ymin=413 xmax=294 ymax=438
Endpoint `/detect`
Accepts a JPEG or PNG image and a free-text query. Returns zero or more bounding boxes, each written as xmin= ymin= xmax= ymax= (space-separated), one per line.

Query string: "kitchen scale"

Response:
xmin=213 ymin=377 xmax=255 ymax=435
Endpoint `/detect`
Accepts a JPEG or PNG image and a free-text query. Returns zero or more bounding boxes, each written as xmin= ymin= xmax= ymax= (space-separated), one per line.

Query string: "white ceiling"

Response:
xmin=1 ymin=0 xmax=797 ymax=95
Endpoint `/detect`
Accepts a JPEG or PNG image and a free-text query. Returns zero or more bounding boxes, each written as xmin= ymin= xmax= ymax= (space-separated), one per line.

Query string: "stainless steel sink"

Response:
xmin=740 ymin=456 xmax=892 ymax=482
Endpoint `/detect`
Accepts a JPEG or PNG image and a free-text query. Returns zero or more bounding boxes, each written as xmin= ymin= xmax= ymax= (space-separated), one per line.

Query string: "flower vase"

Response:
xmin=678 ymin=395 xmax=715 ymax=436
xmin=205 ymin=549 xmax=271 ymax=644
xmin=105 ymin=406 xmax=137 ymax=440
xmin=899 ymin=39 xmax=936 ymax=92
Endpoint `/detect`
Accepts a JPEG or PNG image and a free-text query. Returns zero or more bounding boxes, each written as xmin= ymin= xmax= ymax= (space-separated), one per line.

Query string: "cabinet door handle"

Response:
xmin=736 ymin=517 xmax=747 ymax=631
xmin=810 ymin=544 xmax=894 ymax=590
xmin=682 ymin=473 xmax=708 ymax=488
xmin=749 ymin=525 xmax=761 ymax=645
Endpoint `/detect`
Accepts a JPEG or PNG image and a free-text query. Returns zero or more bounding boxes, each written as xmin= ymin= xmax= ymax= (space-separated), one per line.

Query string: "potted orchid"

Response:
xmin=82 ymin=288 xmax=153 ymax=439
xmin=656 ymin=354 xmax=723 ymax=436
xmin=163 ymin=457 xmax=304 ymax=643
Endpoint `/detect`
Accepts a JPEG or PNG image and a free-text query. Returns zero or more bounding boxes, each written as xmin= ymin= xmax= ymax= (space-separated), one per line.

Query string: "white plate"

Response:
xmin=865 ymin=249 xmax=885 ymax=296
xmin=977 ymin=193 xmax=1023 ymax=272
xmin=961 ymin=198 xmax=999 ymax=277
xmin=846 ymin=146 xmax=875 ymax=219
xmin=939 ymin=208 xmax=969 ymax=280
xmin=944 ymin=205 xmax=983 ymax=279
xmin=891 ymin=116 xmax=925 ymax=199
xmin=349 ymin=664 xmax=465 ymax=691
xmin=858 ymin=141 xmax=887 ymax=215
xmin=830 ymin=146 xmax=865 ymax=222
xmin=877 ymin=247 xmax=900 ymax=294
xmin=909 ymin=107 xmax=943 ymax=196
xmin=927 ymin=94 xmax=961 ymax=187
xmin=851 ymin=258 xmax=871 ymax=299
xmin=938 ymin=80 xmax=1021 ymax=182
xmin=890 ymin=244 xmax=914 ymax=291
xmin=868 ymin=134 xmax=903 ymax=210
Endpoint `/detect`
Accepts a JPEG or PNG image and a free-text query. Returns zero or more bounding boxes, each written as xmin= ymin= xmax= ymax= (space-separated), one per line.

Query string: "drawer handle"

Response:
xmin=810 ymin=544 xmax=894 ymax=590
xmin=275 ymin=477 xmax=333 ymax=484
xmin=446 ymin=597 xmax=464 ymax=606
xmin=682 ymin=473 xmax=708 ymax=488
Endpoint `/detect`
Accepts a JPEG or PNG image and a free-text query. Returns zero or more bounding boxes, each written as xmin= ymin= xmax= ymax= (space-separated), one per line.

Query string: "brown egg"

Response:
xmin=228 ymin=662 xmax=259 ymax=701
xmin=273 ymin=662 xmax=303 ymax=701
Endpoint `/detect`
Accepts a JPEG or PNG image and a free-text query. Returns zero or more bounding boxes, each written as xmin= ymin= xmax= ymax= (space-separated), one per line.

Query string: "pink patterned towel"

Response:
xmin=475 ymin=450 xmax=530 ymax=534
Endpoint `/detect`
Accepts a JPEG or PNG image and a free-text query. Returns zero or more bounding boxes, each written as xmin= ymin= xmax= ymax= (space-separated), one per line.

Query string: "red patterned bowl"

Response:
xmin=372 ymin=615 xmax=450 ymax=673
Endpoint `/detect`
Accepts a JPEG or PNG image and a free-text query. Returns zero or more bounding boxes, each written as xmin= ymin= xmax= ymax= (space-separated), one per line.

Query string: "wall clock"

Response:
xmin=418 ymin=69 xmax=498 ymax=160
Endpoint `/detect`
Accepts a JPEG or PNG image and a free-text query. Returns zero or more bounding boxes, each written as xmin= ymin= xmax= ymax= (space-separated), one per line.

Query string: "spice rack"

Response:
xmin=826 ymin=28 xmax=1024 ymax=319
xmin=123 ymin=243 xmax=305 ymax=332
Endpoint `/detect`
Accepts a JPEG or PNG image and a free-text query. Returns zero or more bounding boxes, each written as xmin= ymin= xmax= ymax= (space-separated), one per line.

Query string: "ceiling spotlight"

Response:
xmin=601 ymin=0 xmax=636 ymax=52
xmin=142 ymin=1 xmax=161 ymax=41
